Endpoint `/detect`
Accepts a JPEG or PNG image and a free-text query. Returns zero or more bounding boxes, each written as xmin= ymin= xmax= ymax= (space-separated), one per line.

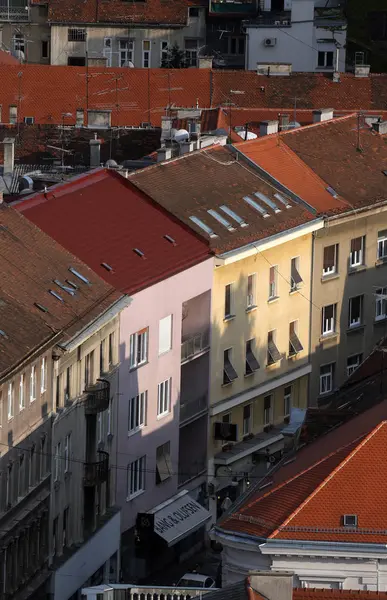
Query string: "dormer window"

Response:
xmin=343 ymin=514 xmax=357 ymax=527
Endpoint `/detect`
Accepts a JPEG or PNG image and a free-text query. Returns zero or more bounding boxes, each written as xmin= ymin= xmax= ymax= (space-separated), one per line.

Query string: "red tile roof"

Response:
xmin=220 ymin=400 xmax=387 ymax=544
xmin=14 ymin=168 xmax=212 ymax=295
xmin=0 ymin=50 xmax=19 ymax=66
xmin=294 ymin=591 xmax=387 ymax=600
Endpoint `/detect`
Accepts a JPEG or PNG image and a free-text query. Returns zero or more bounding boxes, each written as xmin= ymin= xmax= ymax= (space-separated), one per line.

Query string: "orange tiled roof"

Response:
xmin=221 ymin=401 xmax=387 ymax=544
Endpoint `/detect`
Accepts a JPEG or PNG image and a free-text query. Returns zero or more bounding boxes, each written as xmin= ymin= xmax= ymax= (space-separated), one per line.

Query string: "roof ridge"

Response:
xmin=278 ymin=112 xmax=358 ymax=137
xmin=269 ymin=421 xmax=387 ymax=537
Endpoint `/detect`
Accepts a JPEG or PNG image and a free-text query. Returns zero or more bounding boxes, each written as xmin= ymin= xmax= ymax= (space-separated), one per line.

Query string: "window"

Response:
xmin=19 ymin=374 xmax=25 ymax=411
xmin=64 ymin=367 xmax=71 ymax=403
xmin=130 ymin=328 xmax=148 ymax=368
xmin=245 ymin=339 xmax=260 ymax=375
xmin=378 ymin=231 xmax=387 ymax=260
xmin=267 ymin=330 xmax=281 ymax=365
xmin=318 ymin=50 xmax=334 ymax=68
xmin=127 ymin=456 xmax=146 ymax=498
xmin=64 ymin=435 xmax=71 ymax=473
xmin=263 ymin=395 xmax=272 ymax=426
xmin=348 ymin=295 xmax=363 ymax=328
xmin=103 ymin=37 xmax=112 ymax=67
xmin=321 ymin=304 xmax=336 ymax=336
xmin=30 ymin=365 xmax=36 ymax=402
xmin=223 ymin=348 xmax=238 ymax=384
xmin=243 ymin=404 xmax=252 ymax=436
xmin=343 ymin=514 xmax=358 ymax=527
xmin=84 ymin=351 xmax=94 ymax=386
xmin=100 ymin=339 xmax=106 ymax=374
xmin=185 ymin=39 xmax=198 ymax=67
xmin=68 ymin=28 xmax=86 ymax=42
xmin=229 ymin=36 xmax=245 ymax=55
xmin=54 ymin=443 xmax=61 ymax=481
xmin=29 ymin=444 xmax=35 ymax=487
xmin=247 ymin=274 xmax=256 ymax=309
xmin=269 ymin=266 xmax=278 ymax=299
xmin=161 ymin=40 xmax=169 ymax=66
xmin=119 ymin=39 xmax=134 ymax=66
xmin=142 ymin=40 xmax=151 ymax=68
xmin=18 ymin=454 xmax=24 ymax=498
xmin=53 ymin=517 xmax=58 ymax=557
xmin=9 ymin=105 xmax=17 ymax=125
xmin=350 ymin=236 xmax=365 ymax=268
xmin=13 ymin=33 xmax=25 ymax=54
xmin=347 ymin=354 xmax=362 ymax=377
xmin=24 ymin=116 xmax=34 ymax=125
xmin=159 ymin=315 xmax=172 ymax=355
xmin=320 ymin=363 xmax=334 ymax=395
xmin=156 ymin=441 xmax=172 ymax=484
xmin=284 ymin=386 xmax=292 ymax=418
xmin=108 ymin=332 xmax=115 ymax=367
xmin=290 ymin=257 xmax=302 ymax=291
xmin=40 ymin=357 xmax=47 ymax=393
xmin=323 ymin=244 xmax=338 ymax=276
xmin=157 ymin=378 xmax=171 ymax=417
xmin=76 ymin=108 xmax=84 ymax=127
xmin=63 ymin=507 xmax=69 ymax=548
xmin=129 ymin=391 xmax=147 ymax=432
xmin=189 ymin=6 xmax=199 ymax=17
xmin=68 ymin=56 xmax=86 ymax=66
xmin=6 ymin=464 xmax=12 ymax=507
xmin=289 ymin=321 xmax=303 ymax=356
xmin=41 ymin=40 xmax=49 ymax=59
xmin=97 ymin=411 xmax=103 ymax=443
xmin=375 ymin=287 xmax=387 ymax=320
xmin=40 ymin=436 xmax=47 ymax=478
xmin=7 ymin=383 xmax=13 ymax=420
xmin=224 ymin=283 xmax=233 ymax=318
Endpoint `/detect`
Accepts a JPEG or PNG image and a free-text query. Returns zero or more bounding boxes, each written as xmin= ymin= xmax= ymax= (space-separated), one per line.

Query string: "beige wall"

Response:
xmin=310 ymin=208 xmax=387 ymax=403
xmin=1 ymin=6 xmax=50 ymax=64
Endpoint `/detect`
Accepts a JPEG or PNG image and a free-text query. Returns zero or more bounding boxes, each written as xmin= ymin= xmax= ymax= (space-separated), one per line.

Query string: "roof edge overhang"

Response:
xmin=326 ymin=199 xmax=387 ymax=226
xmin=260 ymin=538 xmax=387 ymax=557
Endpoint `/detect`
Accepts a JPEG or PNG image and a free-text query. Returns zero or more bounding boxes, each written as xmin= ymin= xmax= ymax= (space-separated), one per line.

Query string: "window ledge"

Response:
xmin=129 ymin=360 xmax=148 ymax=373
xmin=287 ymin=352 xmax=299 ymax=359
xmin=221 ymin=380 xmax=234 ymax=387
xmin=158 ymin=349 xmax=172 ymax=357
xmin=223 ymin=314 xmax=236 ymax=323
xmin=246 ymin=305 xmax=257 ymax=313
xmin=126 ymin=489 xmax=145 ymax=502
xmin=128 ymin=427 xmax=144 ymax=438
xmin=347 ymin=324 xmax=364 ymax=334
xmin=266 ymin=361 xmax=280 ymax=368
xmin=376 ymin=258 xmax=387 ymax=268
xmin=348 ymin=265 xmax=366 ymax=275
xmin=321 ymin=273 xmax=339 ymax=282
xmin=157 ymin=411 xmax=171 ymax=421
xmin=289 ymin=288 xmax=301 ymax=296
xmin=244 ymin=370 xmax=258 ymax=378
xmin=319 ymin=332 xmax=338 ymax=342
xmin=375 ymin=316 xmax=387 ymax=325
xmin=267 ymin=296 xmax=279 ymax=304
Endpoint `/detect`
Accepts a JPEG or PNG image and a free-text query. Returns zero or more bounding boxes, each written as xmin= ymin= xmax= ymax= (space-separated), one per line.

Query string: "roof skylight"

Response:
xmin=274 ymin=193 xmax=292 ymax=209
xmin=219 ymin=205 xmax=248 ymax=228
xmin=69 ymin=267 xmax=90 ymax=285
xmin=101 ymin=262 xmax=113 ymax=272
xmin=34 ymin=302 xmax=48 ymax=313
xmin=207 ymin=209 xmax=236 ymax=232
xmin=327 ymin=186 xmax=338 ymax=198
xmin=133 ymin=248 xmax=145 ymax=258
xmin=49 ymin=290 xmax=64 ymax=302
xmin=189 ymin=216 xmax=218 ymax=238
xmin=0 ymin=329 xmax=8 ymax=339
xmin=164 ymin=234 xmax=177 ymax=246
xmin=66 ymin=279 xmax=78 ymax=290
xmin=254 ymin=191 xmax=281 ymax=214
xmin=243 ymin=196 xmax=270 ymax=218
xmin=54 ymin=279 xmax=76 ymax=296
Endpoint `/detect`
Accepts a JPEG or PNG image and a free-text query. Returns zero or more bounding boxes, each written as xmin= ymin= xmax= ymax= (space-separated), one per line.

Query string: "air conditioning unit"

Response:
xmin=264 ymin=38 xmax=276 ymax=47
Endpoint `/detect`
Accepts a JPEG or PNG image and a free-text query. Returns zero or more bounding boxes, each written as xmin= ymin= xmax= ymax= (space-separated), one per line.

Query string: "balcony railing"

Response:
xmin=84 ymin=379 xmax=110 ymax=415
xmin=180 ymin=394 xmax=208 ymax=425
xmin=209 ymin=0 xmax=257 ymax=15
xmin=0 ymin=4 xmax=28 ymax=21
xmin=83 ymin=451 xmax=109 ymax=487
xmin=181 ymin=329 xmax=210 ymax=364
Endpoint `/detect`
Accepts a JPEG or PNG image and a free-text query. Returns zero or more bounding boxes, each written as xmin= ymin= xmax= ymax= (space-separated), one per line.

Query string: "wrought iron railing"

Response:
xmin=180 ymin=394 xmax=208 ymax=424
xmin=83 ymin=451 xmax=109 ymax=487
xmin=84 ymin=379 xmax=110 ymax=414
xmin=181 ymin=329 xmax=210 ymax=363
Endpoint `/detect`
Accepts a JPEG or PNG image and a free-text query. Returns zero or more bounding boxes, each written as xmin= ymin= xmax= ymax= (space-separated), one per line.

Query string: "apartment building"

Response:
xmin=0 ymin=0 xmax=50 ymax=64
xmin=129 ymin=143 xmax=345 ymax=522
xmin=235 ymin=113 xmax=387 ymax=404
xmin=0 ymin=200 xmax=121 ymax=599
xmin=16 ymin=167 xmax=214 ymax=580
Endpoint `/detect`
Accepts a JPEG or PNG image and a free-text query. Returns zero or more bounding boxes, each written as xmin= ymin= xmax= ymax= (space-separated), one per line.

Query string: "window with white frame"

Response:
xmin=320 ymin=363 xmax=334 ymax=395
xmin=159 ymin=315 xmax=172 ymax=355
xmin=349 ymin=236 xmax=365 ymax=268
xmin=100 ymin=339 xmax=106 ymax=374
xmin=130 ymin=328 xmax=148 ymax=368
xmin=129 ymin=391 xmax=147 ymax=432
xmin=160 ymin=40 xmax=169 ymax=66
xmin=347 ymin=354 xmax=362 ymax=377
xmin=156 ymin=441 xmax=172 ymax=484
xmin=243 ymin=404 xmax=252 ymax=436
xmin=127 ymin=456 xmax=146 ymax=498
xmin=30 ymin=365 xmax=36 ymax=402
xmin=54 ymin=442 xmax=61 ymax=481
xmin=284 ymin=386 xmax=292 ymax=418
xmin=375 ymin=287 xmax=387 ymax=320
xmin=157 ymin=378 xmax=171 ymax=417
xmin=269 ymin=265 xmax=278 ymax=299
xmin=247 ymin=273 xmax=256 ymax=309
xmin=19 ymin=373 xmax=25 ymax=410
xmin=263 ymin=395 xmax=272 ymax=426
xmin=142 ymin=40 xmax=151 ymax=68
xmin=40 ymin=357 xmax=47 ymax=393
xmin=348 ymin=295 xmax=363 ymax=328
xmin=7 ymin=383 xmax=13 ymax=420
xmin=84 ymin=350 xmax=94 ymax=386
xmin=317 ymin=50 xmax=334 ymax=68
xmin=64 ymin=434 xmax=71 ymax=473
xmin=224 ymin=283 xmax=233 ymax=318
xmin=290 ymin=256 xmax=302 ymax=291
xmin=323 ymin=244 xmax=338 ymax=276
xmin=185 ymin=39 xmax=198 ymax=67
xmin=321 ymin=304 xmax=336 ymax=336
xmin=119 ymin=39 xmax=134 ymax=67
xmin=378 ymin=231 xmax=387 ymax=260
xmin=13 ymin=32 xmax=25 ymax=53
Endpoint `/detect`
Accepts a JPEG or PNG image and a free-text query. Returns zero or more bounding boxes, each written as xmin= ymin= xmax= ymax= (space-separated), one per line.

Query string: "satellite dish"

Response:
xmin=236 ymin=130 xmax=257 ymax=141
xmin=122 ymin=60 xmax=134 ymax=68
xmin=173 ymin=129 xmax=189 ymax=142
xmin=105 ymin=159 xmax=118 ymax=168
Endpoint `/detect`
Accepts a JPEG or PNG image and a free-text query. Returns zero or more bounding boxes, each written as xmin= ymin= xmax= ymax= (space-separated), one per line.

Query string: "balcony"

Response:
xmin=0 ymin=2 xmax=28 ymax=21
xmin=209 ymin=0 xmax=257 ymax=16
xmin=84 ymin=379 xmax=110 ymax=415
xmin=180 ymin=394 xmax=208 ymax=426
xmin=250 ymin=11 xmax=291 ymax=26
xmin=83 ymin=451 xmax=109 ymax=487
xmin=181 ymin=329 xmax=210 ymax=364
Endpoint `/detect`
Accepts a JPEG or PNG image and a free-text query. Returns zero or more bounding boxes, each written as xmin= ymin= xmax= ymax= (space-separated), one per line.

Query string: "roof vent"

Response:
xmin=343 ymin=514 xmax=357 ymax=527
xmin=68 ymin=267 xmax=90 ymax=285
xmin=164 ymin=234 xmax=177 ymax=246
xmin=54 ymin=279 xmax=76 ymax=296
xmin=49 ymin=290 xmax=64 ymax=302
xmin=34 ymin=302 xmax=48 ymax=313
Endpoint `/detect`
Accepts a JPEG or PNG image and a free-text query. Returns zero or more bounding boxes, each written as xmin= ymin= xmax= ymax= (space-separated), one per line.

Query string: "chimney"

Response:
xmin=313 ymin=108 xmax=334 ymax=123
xmin=280 ymin=113 xmax=290 ymax=130
xmin=3 ymin=138 xmax=15 ymax=176
xmin=157 ymin=147 xmax=172 ymax=163
xmin=161 ymin=116 xmax=173 ymax=142
xmin=180 ymin=141 xmax=195 ymax=155
xmin=259 ymin=120 xmax=279 ymax=136
xmin=372 ymin=120 xmax=387 ymax=135
xmin=248 ymin=571 xmax=293 ymax=600
xmin=355 ymin=64 xmax=370 ymax=78
xmin=198 ymin=56 xmax=213 ymax=69
xmin=89 ymin=134 xmax=101 ymax=168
